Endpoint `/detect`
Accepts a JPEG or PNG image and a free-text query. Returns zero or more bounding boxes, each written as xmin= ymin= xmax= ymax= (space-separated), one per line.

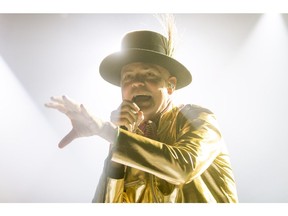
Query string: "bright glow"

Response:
xmin=0 ymin=14 xmax=288 ymax=203
xmin=216 ymin=13 xmax=288 ymax=202
xmin=0 ymin=56 xmax=108 ymax=202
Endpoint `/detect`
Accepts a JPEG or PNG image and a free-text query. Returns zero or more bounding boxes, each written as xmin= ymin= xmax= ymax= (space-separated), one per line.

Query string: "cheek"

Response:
xmin=121 ymin=85 xmax=130 ymax=100
xmin=153 ymin=90 xmax=165 ymax=104
xmin=146 ymin=77 xmax=162 ymax=86
xmin=145 ymin=79 xmax=166 ymax=91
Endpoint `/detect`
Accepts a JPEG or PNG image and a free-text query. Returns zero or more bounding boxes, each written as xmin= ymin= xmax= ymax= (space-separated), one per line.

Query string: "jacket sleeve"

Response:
xmin=110 ymin=105 xmax=224 ymax=185
xmin=92 ymin=155 xmax=125 ymax=203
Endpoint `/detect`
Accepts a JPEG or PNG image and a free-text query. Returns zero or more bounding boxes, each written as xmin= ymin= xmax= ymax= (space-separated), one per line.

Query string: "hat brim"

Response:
xmin=99 ymin=49 xmax=192 ymax=89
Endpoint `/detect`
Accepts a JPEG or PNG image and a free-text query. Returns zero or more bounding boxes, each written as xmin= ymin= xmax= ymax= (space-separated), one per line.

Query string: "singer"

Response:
xmin=45 ymin=17 xmax=238 ymax=203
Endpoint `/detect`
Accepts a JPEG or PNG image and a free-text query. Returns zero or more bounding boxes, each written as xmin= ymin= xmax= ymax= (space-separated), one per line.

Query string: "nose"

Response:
xmin=132 ymin=81 xmax=145 ymax=88
xmin=131 ymin=75 xmax=145 ymax=88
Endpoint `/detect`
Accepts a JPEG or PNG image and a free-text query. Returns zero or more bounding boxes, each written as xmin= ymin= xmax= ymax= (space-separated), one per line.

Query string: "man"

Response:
xmin=46 ymin=30 xmax=238 ymax=203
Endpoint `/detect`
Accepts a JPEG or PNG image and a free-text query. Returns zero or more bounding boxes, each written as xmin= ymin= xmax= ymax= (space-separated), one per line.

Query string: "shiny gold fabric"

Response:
xmin=93 ymin=104 xmax=238 ymax=203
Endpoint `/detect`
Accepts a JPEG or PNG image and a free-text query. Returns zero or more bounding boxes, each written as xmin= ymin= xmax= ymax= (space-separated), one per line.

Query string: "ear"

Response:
xmin=167 ymin=76 xmax=177 ymax=95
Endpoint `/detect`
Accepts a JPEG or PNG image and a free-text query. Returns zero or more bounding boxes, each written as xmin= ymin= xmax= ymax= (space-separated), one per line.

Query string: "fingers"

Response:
xmin=50 ymin=95 xmax=74 ymax=105
xmin=111 ymin=101 xmax=138 ymax=124
xmin=45 ymin=95 xmax=88 ymax=148
xmin=122 ymin=100 xmax=140 ymax=113
xmin=80 ymin=104 xmax=92 ymax=119
xmin=45 ymin=96 xmax=66 ymax=113
xmin=62 ymin=95 xmax=79 ymax=110
xmin=45 ymin=95 xmax=81 ymax=114
xmin=50 ymin=96 xmax=64 ymax=103
xmin=110 ymin=100 xmax=144 ymax=132
xmin=136 ymin=111 xmax=144 ymax=126
xmin=45 ymin=102 xmax=67 ymax=113
xmin=58 ymin=129 xmax=78 ymax=149
xmin=111 ymin=109 xmax=135 ymax=125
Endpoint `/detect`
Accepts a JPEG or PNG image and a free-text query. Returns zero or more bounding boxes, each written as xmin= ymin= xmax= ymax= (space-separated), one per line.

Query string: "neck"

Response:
xmin=144 ymin=100 xmax=173 ymax=125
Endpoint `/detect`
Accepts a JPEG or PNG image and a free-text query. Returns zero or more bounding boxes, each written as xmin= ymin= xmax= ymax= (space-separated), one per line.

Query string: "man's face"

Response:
xmin=120 ymin=62 xmax=176 ymax=121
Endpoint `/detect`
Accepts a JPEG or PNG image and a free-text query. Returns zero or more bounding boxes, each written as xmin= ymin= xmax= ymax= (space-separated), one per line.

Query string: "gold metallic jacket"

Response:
xmin=92 ymin=104 xmax=238 ymax=203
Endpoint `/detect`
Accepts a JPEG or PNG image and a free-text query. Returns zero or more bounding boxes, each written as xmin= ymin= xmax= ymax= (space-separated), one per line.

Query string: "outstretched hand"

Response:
xmin=45 ymin=95 xmax=103 ymax=148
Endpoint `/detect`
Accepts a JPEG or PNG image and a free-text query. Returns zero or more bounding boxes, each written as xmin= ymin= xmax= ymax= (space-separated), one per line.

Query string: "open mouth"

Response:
xmin=132 ymin=95 xmax=152 ymax=105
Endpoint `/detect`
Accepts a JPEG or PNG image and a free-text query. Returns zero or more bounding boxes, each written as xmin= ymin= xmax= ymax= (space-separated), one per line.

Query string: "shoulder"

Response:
xmin=180 ymin=104 xmax=213 ymax=112
xmin=176 ymin=104 xmax=218 ymax=125
xmin=179 ymin=104 xmax=214 ymax=116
